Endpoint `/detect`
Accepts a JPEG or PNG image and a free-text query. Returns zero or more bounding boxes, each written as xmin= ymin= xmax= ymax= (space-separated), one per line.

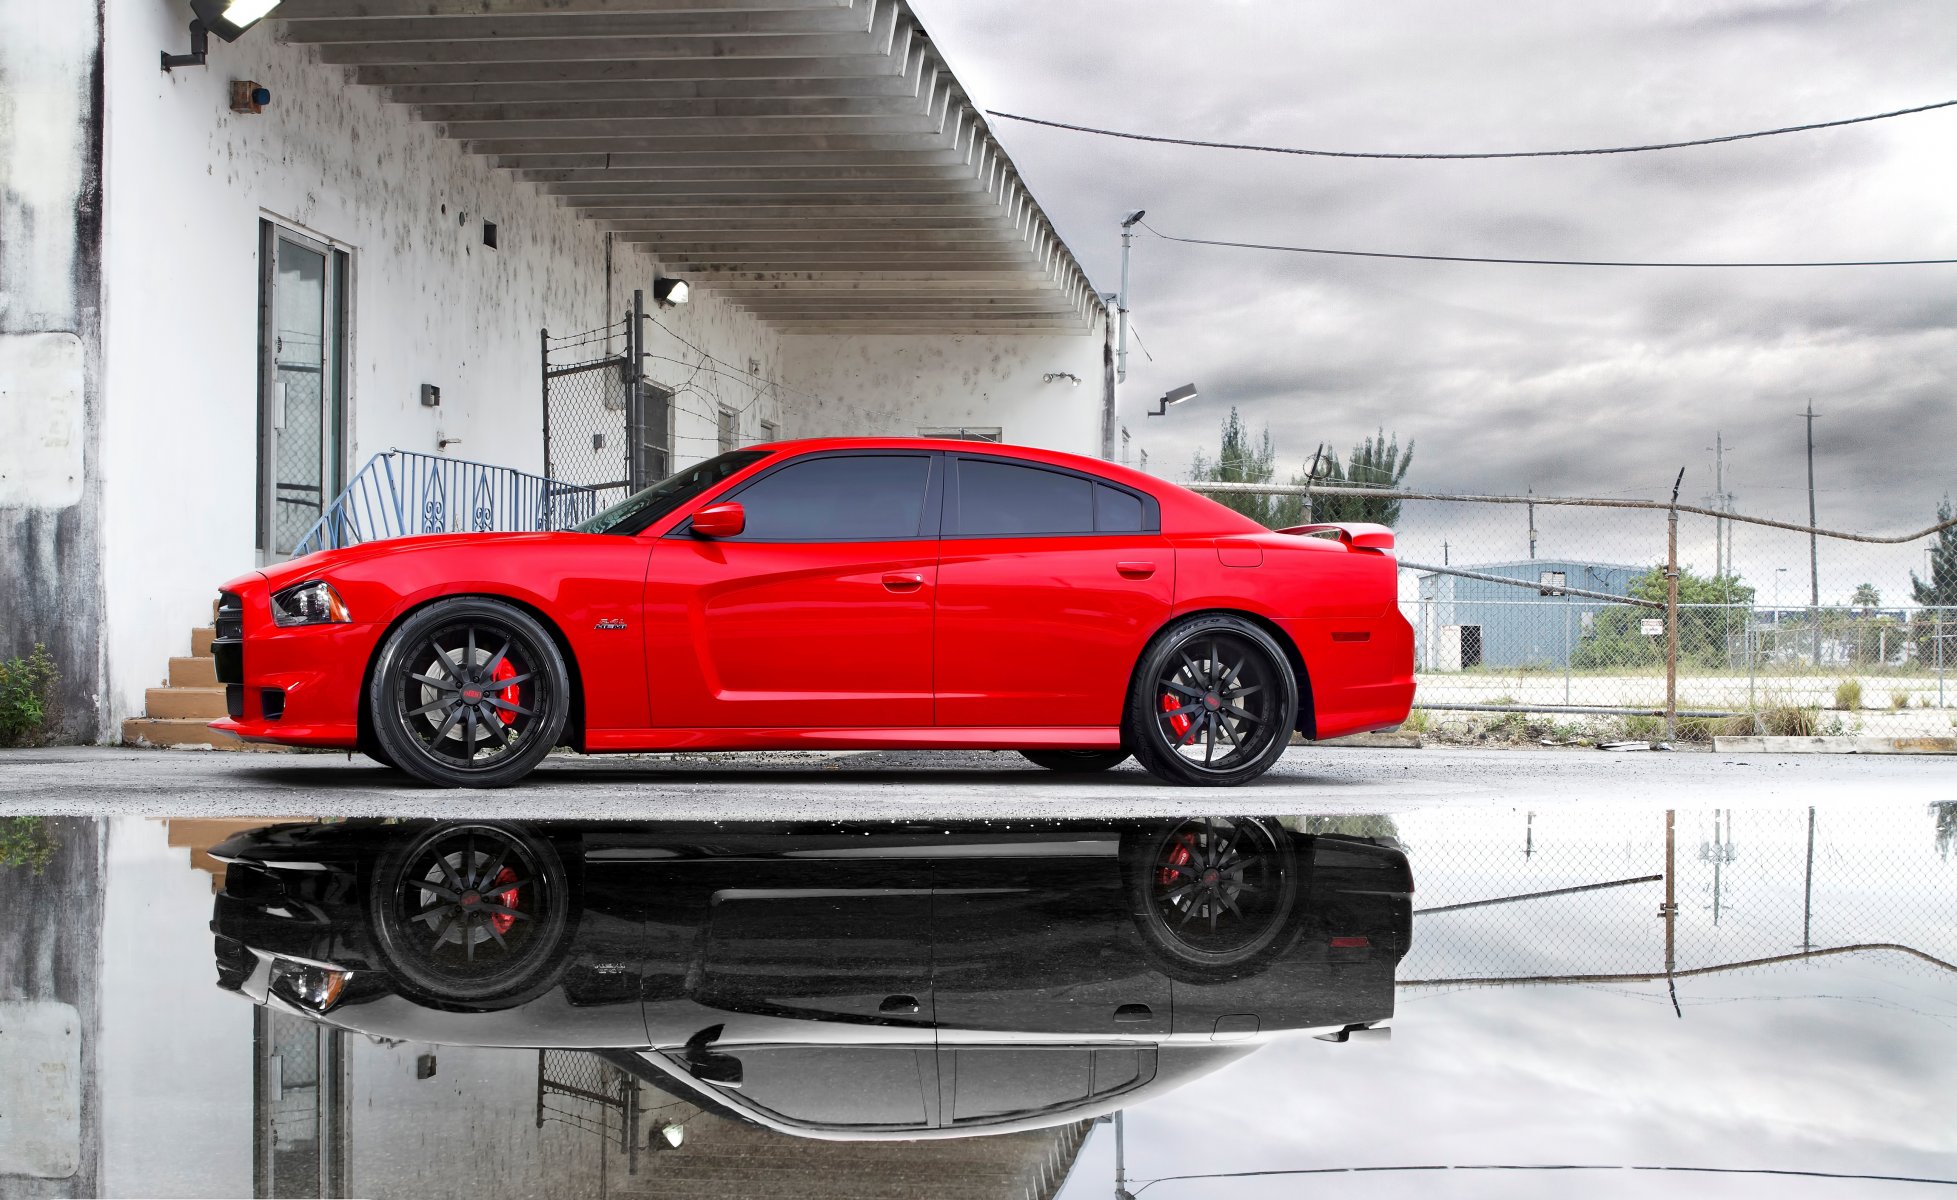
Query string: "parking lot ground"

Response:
xmin=0 ymin=743 xmax=1948 ymax=819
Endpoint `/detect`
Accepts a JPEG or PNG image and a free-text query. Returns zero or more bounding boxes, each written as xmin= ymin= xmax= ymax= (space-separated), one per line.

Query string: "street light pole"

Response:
xmin=1117 ymin=211 xmax=1144 ymax=384
xmin=1803 ymin=402 xmax=1820 ymax=608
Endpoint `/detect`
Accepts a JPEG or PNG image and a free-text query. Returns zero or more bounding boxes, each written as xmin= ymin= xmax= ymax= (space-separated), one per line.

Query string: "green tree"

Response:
xmin=1852 ymin=582 xmax=1880 ymax=610
xmin=1189 ymin=407 xmax=1285 ymax=527
xmin=1307 ymin=429 xmax=1416 ymax=527
xmin=1909 ymin=497 xmax=1957 ymax=664
xmin=1571 ymin=566 xmax=1756 ymax=670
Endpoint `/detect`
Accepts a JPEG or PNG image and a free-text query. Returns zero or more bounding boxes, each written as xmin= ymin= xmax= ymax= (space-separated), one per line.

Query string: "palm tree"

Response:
xmin=1852 ymin=583 xmax=1880 ymax=611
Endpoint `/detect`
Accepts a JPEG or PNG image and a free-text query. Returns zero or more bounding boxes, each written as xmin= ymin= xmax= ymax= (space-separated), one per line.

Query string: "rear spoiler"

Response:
xmin=1278 ymin=523 xmax=1395 ymax=553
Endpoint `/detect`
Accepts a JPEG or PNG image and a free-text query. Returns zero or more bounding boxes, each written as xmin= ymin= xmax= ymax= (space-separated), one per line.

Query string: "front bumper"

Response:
xmin=208 ymin=582 xmax=377 ymax=748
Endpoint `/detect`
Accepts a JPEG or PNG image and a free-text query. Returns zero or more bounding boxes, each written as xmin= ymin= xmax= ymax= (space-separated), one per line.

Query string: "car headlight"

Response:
xmin=271 ymin=580 xmax=350 ymax=627
xmin=268 ymin=959 xmax=351 ymax=1013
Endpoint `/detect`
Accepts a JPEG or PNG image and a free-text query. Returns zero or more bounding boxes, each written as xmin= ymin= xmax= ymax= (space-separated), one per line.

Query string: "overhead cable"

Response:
xmin=1139 ymin=220 xmax=1957 ymax=268
xmin=986 ymin=99 xmax=1957 ymax=160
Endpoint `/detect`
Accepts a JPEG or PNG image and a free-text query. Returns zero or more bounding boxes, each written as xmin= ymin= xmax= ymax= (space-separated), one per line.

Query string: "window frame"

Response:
xmin=669 ymin=448 xmax=945 ymax=544
xmin=943 ymin=453 xmax=1161 ymax=540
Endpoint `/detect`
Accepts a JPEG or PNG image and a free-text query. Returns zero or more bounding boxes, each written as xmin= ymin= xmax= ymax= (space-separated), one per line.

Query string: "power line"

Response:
xmin=986 ymin=99 xmax=1957 ymax=161
xmin=1139 ymin=220 xmax=1957 ymax=268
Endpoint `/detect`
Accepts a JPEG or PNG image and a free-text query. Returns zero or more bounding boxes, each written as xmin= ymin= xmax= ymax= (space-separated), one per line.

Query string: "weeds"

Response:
xmin=1761 ymin=704 xmax=1820 ymax=737
xmin=0 ymin=817 xmax=58 ymax=874
xmin=1832 ymin=679 xmax=1863 ymax=711
xmin=0 ymin=645 xmax=59 ymax=748
xmin=1892 ymin=690 xmax=1912 ymax=711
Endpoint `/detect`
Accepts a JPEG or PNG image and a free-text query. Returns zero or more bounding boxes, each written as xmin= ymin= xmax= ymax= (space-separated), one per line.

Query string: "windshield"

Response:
xmin=573 ymin=451 xmax=767 ymax=536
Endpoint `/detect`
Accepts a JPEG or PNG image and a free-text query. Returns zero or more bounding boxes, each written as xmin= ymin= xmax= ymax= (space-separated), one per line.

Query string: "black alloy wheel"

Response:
xmin=1125 ymin=817 xmax=1299 ymax=977
xmin=1125 ymin=614 xmax=1298 ymax=786
xmin=368 ymin=823 xmax=574 ymax=1003
xmin=1019 ymin=749 xmax=1131 ymax=773
xmin=368 ymin=597 xmax=570 ymax=788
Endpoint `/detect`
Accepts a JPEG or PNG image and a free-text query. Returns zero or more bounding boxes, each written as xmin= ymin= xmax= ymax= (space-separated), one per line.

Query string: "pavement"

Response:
xmin=0 ymin=743 xmax=1950 ymax=819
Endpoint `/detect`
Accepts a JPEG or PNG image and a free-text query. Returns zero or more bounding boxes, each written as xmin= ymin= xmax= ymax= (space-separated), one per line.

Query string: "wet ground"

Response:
xmin=1 ymin=750 xmax=1952 ymax=1198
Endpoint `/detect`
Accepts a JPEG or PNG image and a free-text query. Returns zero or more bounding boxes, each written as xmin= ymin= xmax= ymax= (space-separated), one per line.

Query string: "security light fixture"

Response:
xmin=163 ymin=0 xmax=284 ymax=70
xmin=653 ymin=277 xmax=690 ymax=308
xmin=1147 ymin=383 xmax=1198 ymax=417
xmin=1122 ymin=210 xmax=1147 ymax=228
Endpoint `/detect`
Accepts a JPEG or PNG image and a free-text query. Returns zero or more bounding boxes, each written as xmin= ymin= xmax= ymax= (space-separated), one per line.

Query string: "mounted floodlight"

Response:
xmin=1147 ymin=383 xmax=1198 ymax=417
xmin=657 ymin=1123 xmax=685 ymax=1149
xmin=163 ymin=0 xmax=282 ymax=70
xmin=1122 ymin=210 xmax=1147 ymax=228
xmin=653 ymin=277 xmax=690 ymax=308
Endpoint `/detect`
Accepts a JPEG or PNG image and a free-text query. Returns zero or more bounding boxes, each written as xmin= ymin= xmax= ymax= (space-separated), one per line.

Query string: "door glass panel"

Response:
xmin=954 ymin=459 xmax=1093 ymax=536
xmin=1095 ymin=484 xmax=1146 ymax=532
xmin=947 ymin=1048 xmax=1092 ymax=1122
xmin=731 ymin=454 xmax=932 ymax=541
xmin=261 ymin=227 xmax=344 ymax=558
xmin=731 ymin=1047 xmax=931 ymax=1127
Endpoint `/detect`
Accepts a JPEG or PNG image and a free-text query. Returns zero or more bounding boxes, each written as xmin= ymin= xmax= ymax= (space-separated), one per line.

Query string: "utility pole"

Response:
xmin=1803 ymin=402 xmax=1819 ymax=607
xmin=1526 ymin=487 xmax=1537 ymax=560
xmin=1114 ymin=1110 xmax=1134 ymax=1200
xmin=1708 ymin=433 xmax=1729 ymax=578
xmin=1116 ymin=211 xmax=1144 ymax=384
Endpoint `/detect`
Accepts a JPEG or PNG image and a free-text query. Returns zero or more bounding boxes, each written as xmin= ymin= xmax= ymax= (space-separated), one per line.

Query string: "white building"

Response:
xmin=0 ymin=0 xmax=1110 ymax=743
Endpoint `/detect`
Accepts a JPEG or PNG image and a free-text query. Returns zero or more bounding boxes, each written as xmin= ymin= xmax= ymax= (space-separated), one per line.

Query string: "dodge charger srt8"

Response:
xmin=212 ymin=438 xmax=1413 ymax=787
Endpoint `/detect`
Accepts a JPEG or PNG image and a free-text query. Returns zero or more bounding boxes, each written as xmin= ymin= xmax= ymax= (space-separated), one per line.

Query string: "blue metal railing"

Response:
xmin=290 ymin=450 xmax=620 ymax=557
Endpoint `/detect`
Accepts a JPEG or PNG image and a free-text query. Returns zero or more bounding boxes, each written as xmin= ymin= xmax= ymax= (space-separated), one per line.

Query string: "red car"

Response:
xmin=211 ymin=439 xmax=1412 ymax=787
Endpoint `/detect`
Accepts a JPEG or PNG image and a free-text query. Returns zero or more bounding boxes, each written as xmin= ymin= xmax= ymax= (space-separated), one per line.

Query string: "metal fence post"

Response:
xmin=1665 ymin=470 xmax=1683 ymax=742
xmin=539 ymin=328 xmax=552 ymax=480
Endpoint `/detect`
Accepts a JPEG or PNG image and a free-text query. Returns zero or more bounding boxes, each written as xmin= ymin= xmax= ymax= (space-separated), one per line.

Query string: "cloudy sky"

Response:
xmin=916 ymin=0 xmax=1956 ymax=595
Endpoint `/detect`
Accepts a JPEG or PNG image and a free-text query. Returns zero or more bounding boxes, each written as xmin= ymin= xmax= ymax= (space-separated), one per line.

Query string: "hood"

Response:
xmin=229 ymin=531 xmax=613 ymax=593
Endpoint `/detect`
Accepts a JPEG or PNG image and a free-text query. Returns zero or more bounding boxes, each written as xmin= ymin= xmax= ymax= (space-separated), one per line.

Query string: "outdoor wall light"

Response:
xmin=1043 ymin=372 xmax=1082 ymax=386
xmin=653 ymin=276 xmax=690 ymax=308
xmin=1147 ymin=382 xmax=1198 ymax=416
xmin=163 ymin=0 xmax=283 ymax=71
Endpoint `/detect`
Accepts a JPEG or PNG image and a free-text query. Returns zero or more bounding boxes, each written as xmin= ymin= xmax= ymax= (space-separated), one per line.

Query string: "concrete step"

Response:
xmin=190 ymin=626 xmax=216 ymax=657
xmin=167 ymin=656 xmax=218 ymax=688
xmin=144 ymin=686 xmax=228 ymax=720
xmin=120 ymin=717 xmax=270 ymax=751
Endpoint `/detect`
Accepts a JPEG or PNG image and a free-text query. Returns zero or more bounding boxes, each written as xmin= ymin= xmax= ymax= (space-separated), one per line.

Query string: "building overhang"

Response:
xmin=273 ymin=0 xmax=1103 ymax=335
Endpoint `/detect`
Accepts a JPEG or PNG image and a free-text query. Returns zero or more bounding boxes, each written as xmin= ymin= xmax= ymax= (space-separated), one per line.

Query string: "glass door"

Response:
xmin=258 ymin=223 xmax=346 ymax=559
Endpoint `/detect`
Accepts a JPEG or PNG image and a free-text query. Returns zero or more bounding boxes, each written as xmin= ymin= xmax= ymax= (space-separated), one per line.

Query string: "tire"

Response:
xmin=1019 ymin=749 xmax=1131 ymax=773
xmin=368 ymin=597 xmax=571 ymax=788
xmin=1122 ymin=817 xmax=1300 ymax=980
xmin=358 ymin=731 xmax=399 ymax=771
xmin=1124 ymin=614 xmax=1299 ymax=786
xmin=367 ymin=822 xmax=576 ymax=1005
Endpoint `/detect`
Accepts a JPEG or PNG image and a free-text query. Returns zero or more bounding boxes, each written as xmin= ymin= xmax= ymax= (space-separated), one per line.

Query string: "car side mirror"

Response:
xmin=691 ymin=501 xmax=745 ymax=538
xmin=688 ymin=1052 xmax=744 ymax=1089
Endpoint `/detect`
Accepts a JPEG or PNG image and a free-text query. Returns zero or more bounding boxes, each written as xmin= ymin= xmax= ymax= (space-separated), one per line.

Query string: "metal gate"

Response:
xmin=542 ymin=290 xmax=669 ymax=510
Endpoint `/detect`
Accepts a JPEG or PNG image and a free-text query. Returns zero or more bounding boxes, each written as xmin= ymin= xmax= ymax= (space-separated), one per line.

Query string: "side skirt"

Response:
xmin=582 ymin=727 xmax=1124 ymax=753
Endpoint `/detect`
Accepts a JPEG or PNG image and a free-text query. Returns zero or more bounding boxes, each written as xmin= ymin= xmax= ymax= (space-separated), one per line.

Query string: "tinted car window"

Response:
xmin=955 ymin=459 xmax=1094 ymax=536
xmin=730 ymin=454 xmax=932 ymax=541
xmin=575 ymin=450 xmax=765 ymax=536
xmin=1094 ymin=484 xmax=1145 ymax=532
xmin=731 ymin=1048 xmax=931 ymax=1127
xmin=947 ymin=1048 xmax=1091 ymax=1122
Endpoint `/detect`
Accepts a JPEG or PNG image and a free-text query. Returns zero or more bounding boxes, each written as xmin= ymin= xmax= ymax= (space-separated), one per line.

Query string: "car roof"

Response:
xmin=746 ymin=437 xmax=1264 ymax=534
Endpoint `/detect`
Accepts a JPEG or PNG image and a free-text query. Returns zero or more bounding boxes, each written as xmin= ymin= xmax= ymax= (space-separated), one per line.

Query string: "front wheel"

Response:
xmin=1124 ymin=615 xmax=1298 ymax=787
xmin=1019 ymin=749 xmax=1131 ymax=773
xmin=368 ymin=597 xmax=570 ymax=788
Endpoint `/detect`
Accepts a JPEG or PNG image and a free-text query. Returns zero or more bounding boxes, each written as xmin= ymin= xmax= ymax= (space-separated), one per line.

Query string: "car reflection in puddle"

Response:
xmin=210 ymin=817 xmax=1411 ymax=1141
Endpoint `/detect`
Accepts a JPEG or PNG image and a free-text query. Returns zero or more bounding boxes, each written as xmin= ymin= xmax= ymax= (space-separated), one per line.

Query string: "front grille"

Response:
xmin=213 ymin=934 xmax=258 ymax=992
xmin=212 ymin=591 xmax=244 ymax=687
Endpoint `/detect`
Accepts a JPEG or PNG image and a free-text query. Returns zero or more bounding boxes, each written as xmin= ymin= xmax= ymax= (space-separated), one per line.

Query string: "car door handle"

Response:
xmin=1116 ymin=561 xmax=1155 ymax=579
xmin=1113 ymin=1003 xmax=1154 ymax=1023
xmin=881 ymin=573 xmax=925 ymax=593
xmin=879 ymin=994 xmax=921 ymax=1015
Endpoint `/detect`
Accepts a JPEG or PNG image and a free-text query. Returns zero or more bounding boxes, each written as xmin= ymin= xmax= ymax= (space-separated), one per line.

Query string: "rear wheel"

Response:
xmin=1124 ymin=817 xmax=1299 ymax=979
xmin=368 ymin=597 xmax=570 ymax=788
xmin=1125 ymin=615 xmax=1298 ymax=787
xmin=1019 ymin=749 xmax=1130 ymax=773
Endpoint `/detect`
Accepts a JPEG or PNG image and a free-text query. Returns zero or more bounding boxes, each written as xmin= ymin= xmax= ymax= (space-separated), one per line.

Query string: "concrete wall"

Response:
xmin=0 ymin=1 xmax=106 ymax=741
xmin=779 ymin=319 xmax=1109 ymax=451
xmin=94 ymin=5 xmax=784 ymax=727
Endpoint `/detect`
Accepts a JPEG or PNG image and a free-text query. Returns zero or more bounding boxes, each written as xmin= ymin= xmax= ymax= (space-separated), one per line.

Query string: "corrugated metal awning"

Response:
xmin=274 ymin=0 xmax=1102 ymax=334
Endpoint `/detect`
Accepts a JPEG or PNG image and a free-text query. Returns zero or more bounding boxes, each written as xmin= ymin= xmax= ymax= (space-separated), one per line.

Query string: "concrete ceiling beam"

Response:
xmin=541 ymin=179 xmax=981 ymax=197
xmin=558 ymin=202 xmax=1008 ymax=219
xmin=278 ymin=0 xmax=851 ymax=17
xmin=462 ymin=134 xmax=956 ymax=154
xmin=382 ymin=76 xmax=926 ymax=103
xmin=413 ymin=95 xmax=933 ymax=123
xmin=515 ymin=164 xmax=975 ymax=182
xmin=353 ymin=57 xmax=902 ymax=85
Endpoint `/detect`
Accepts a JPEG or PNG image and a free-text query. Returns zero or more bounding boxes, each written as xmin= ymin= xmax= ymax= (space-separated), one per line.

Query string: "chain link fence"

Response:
xmin=1188 ymin=481 xmax=1957 ymax=741
xmin=1394 ymin=802 xmax=1957 ymax=991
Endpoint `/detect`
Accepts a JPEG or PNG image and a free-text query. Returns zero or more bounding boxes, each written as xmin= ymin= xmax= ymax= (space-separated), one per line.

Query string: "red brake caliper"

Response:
xmin=1157 ymin=834 xmax=1195 ymax=886
xmin=489 ymin=657 xmax=519 ymax=726
xmin=1162 ymin=691 xmax=1192 ymax=738
xmin=490 ymin=866 xmax=520 ymax=935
